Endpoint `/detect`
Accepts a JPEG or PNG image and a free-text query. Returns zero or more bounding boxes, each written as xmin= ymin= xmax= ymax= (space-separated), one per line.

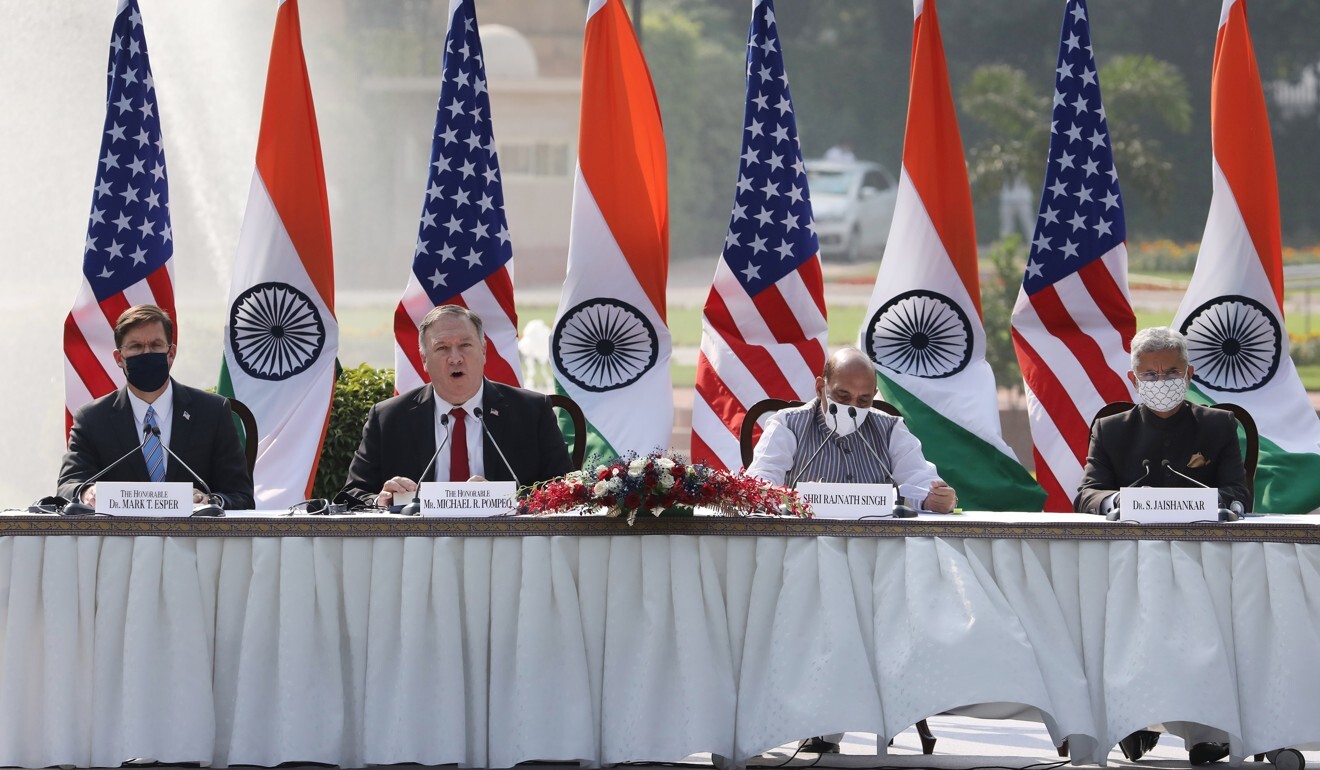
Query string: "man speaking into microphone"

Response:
xmin=57 ymin=304 xmax=254 ymax=510
xmin=340 ymin=305 xmax=571 ymax=508
xmin=747 ymin=347 xmax=956 ymax=513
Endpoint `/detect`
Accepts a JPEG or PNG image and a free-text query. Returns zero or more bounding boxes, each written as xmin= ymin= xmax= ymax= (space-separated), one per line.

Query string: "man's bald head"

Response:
xmin=816 ymin=347 xmax=878 ymax=410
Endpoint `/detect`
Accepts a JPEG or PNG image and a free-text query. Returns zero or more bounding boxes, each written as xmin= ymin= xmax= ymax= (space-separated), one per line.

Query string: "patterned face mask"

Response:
xmin=1136 ymin=376 xmax=1188 ymax=412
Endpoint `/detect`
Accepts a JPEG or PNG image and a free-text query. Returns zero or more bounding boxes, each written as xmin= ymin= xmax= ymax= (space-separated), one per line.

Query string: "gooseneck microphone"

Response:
xmin=1160 ymin=459 xmax=1240 ymax=522
xmin=848 ymin=406 xmax=894 ymax=480
xmin=63 ymin=423 xmax=155 ymax=516
xmin=398 ymin=412 xmax=451 ymax=515
xmin=147 ymin=426 xmax=224 ymax=517
xmin=401 ymin=412 xmax=451 ymax=517
xmin=790 ymin=404 xmax=839 ymax=489
xmin=1106 ymin=459 xmax=1152 ymax=521
xmin=474 ymin=407 xmax=521 ymax=488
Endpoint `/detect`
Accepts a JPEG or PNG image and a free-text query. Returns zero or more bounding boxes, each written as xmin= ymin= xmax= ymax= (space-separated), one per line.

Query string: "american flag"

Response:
xmin=691 ymin=0 xmax=828 ymax=471
xmin=394 ymin=0 xmax=520 ymax=392
xmin=1010 ymin=0 xmax=1137 ymax=511
xmin=64 ymin=0 xmax=175 ymax=431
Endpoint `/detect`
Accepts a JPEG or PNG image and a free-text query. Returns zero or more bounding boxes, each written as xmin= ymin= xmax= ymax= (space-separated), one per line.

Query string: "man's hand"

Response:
xmin=192 ymin=488 xmax=208 ymax=504
xmin=467 ymin=475 xmax=487 ymax=482
xmin=923 ymin=480 xmax=957 ymax=513
xmin=81 ymin=484 xmax=97 ymax=505
xmin=376 ymin=477 xmax=418 ymax=507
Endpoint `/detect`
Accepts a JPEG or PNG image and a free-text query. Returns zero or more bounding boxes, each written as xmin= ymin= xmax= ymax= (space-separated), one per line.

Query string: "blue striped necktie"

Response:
xmin=143 ymin=406 xmax=166 ymax=483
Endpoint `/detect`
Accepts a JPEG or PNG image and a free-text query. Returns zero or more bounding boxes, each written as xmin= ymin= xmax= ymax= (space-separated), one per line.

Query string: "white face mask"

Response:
xmin=1136 ymin=376 xmax=1189 ymax=412
xmin=822 ymin=397 xmax=865 ymax=437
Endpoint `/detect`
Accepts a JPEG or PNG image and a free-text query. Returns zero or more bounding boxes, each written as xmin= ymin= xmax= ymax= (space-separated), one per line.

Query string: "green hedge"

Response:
xmin=312 ymin=363 xmax=396 ymax=500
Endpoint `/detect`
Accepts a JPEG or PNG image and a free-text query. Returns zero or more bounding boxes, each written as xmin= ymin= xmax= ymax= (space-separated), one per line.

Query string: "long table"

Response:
xmin=1 ymin=512 xmax=1318 ymax=768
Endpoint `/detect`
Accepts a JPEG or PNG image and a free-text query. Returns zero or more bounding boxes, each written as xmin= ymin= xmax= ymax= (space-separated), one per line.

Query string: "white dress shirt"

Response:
xmin=746 ymin=407 xmax=943 ymax=510
xmin=430 ymin=384 xmax=486 ymax=482
xmin=126 ymin=382 xmax=174 ymax=475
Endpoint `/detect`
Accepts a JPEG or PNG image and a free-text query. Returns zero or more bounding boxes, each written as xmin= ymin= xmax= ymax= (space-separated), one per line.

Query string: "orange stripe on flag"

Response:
xmin=903 ymin=0 xmax=980 ymax=318
xmin=578 ymin=0 xmax=668 ymax=321
xmin=256 ymin=0 xmax=336 ymax=312
xmin=1212 ymin=0 xmax=1283 ymax=308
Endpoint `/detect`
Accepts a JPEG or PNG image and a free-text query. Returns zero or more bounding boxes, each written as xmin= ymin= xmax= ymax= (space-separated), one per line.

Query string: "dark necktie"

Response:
xmin=449 ymin=407 xmax=469 ymax=482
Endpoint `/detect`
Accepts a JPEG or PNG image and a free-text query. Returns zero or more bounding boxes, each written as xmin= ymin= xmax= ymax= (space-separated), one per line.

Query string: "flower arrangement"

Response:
xmin=517 ymin=452 xmax=812 ymax=524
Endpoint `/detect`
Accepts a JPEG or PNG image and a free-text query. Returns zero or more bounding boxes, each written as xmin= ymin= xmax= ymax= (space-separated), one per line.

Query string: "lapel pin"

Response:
xmin=490 ymin=408 xmax=499 ymax=417
xmin=183 ymin=411 xmax=191 ymax=421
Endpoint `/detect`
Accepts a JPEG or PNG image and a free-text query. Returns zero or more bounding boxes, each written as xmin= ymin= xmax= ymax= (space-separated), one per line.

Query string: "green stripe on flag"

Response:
xmin=555 ymin=379 xmax=620 ymax=468
xmin=1188 ymin=385 xmax=1320 ymax=514
xmin=876 ymin=372 xmax=1046 ymax=512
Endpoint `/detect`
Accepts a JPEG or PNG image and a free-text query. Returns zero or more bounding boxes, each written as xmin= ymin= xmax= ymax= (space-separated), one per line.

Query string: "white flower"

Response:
xmin=654 ymin=457 xmax=675 ymax=470
xmin=628 ymin=457 xmax=649 ymax=474
xmin=593 ymin=477 xmax=622 ymax=497
xmin=658 ymin=472 xmax=675 ymax=490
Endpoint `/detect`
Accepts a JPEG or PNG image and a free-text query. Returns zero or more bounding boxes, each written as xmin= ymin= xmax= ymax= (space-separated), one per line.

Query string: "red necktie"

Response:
xmin=448 ymin=407 xmax=469 ymax=482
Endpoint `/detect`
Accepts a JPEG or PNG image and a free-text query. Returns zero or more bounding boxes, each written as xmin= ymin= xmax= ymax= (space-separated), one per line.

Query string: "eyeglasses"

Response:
xmin=120 ymin=341 xmax=172 ymax=356
xmin=1135 ymin=369 xmax=1186 ymax=383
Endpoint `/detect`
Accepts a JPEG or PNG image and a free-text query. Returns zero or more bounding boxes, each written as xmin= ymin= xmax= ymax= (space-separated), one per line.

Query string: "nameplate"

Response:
xmin=796 ymin=482 xmax=895 ymax=519
xmin=415 ymin=481 xmax=517 ymax=517
xmin=1120 ymin=486 xmax=1219 ymax=523
xmin=96 ymin=482 xmax=192 ymax=517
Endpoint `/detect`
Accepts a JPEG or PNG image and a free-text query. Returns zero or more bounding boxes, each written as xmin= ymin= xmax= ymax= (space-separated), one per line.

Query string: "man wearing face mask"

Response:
xmin=57 ymin=304 xmax=255 ymax=510
xmin=747 ymin=347 xmax=956 ymax=513
xmin=1076 ymin=331 xmax=1246 ymax=765
xmin=1074 ymin=326 xmax=1248 ymax=522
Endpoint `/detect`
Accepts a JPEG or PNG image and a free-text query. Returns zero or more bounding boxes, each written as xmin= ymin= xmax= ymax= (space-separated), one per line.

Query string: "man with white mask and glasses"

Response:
xmin=747 ymin=347 xmax=956 ymax=513
xmin=1076 ymin=334 xmax=1245 ymax=766
xmin=1074 ymin=326 xmax=1249 ymax=523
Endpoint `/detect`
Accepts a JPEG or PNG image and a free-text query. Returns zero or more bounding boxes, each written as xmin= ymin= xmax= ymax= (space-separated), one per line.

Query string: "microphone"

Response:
xmin=1160 ymin=459 xmax=1240 ymax=522
xmin=63 ymin=423 xmax=156 ymax=515
xmin=474 ymin=407 xmax=521 ymax=487
xmin=790 ymin=403 xmax=839 ymax=489
xmin=1106 ymin=459 xmax=1152 ymax=521
xmin=849 ymin=406 xmax=894 ymax=481
xmin=400 ymin=412 xmax=451 ymax=517
xmin=148 ymin=426 xmax=225 ymax=517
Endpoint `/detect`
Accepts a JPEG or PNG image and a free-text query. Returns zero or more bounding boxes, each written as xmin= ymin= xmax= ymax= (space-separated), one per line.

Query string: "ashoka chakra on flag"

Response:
xmin=552 ymin=298 xmax=659 ymax=393
xmin=1179 ymin=294 xmax=1282 ymax=394
xmin=228 ymin=282 xmax=327 ymax=381
xmin=865 ymin=289 xmax=973 ymax=379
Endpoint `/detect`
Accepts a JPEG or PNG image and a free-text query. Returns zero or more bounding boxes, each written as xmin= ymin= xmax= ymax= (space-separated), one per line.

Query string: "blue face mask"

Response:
xmin=124 ymin=351 xmax=170 ymax=392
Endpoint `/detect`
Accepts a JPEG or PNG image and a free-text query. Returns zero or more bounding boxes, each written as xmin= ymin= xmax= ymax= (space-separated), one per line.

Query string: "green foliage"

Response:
xmin=981 ymin=235 xmax=1029 ymax=392
xmin=312 ymin=364 xmax=396 ymax=500
xmin=961 ymin=54 xmax=1191 ymax=217
xmin=643 ymin=8 xmax=744 ymax=258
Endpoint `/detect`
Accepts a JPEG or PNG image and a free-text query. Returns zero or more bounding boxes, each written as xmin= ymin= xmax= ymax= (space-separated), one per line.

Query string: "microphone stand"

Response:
xmin=1160 ymin=459 xmax=1240 ymax=522
xmin=474 ymin=407 xmax=521 ymax=488
xmin=401 ymin=412 xmax=451 ymax=517
xmin=149 ymin=427 xmax=225 ymax=517
xmin=63 ymin=424 xmax=154 ymax=516
xmin=789 ymin=404 xmax=839 ymax=489
xmin=1106 ymin=459 xmax=1152 ymax=521
xmin=845 ymin=407 xmax=915 ymax=517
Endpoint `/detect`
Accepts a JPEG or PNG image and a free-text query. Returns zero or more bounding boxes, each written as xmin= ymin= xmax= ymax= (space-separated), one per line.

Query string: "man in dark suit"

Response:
xmin=58 ymin=305 xmax=255 ymax=510
xmin=340 ymin=305 xmax=571 ymax=508
xmin=1074 ymin=326 xmax=1249 ymax=518
xmin=1075 ymin=326 xmax=1245 ymax=766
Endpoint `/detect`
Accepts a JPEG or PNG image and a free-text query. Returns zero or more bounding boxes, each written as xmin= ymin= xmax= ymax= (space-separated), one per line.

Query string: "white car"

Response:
xmin=806 ymin=159 xmax=899 ymax=262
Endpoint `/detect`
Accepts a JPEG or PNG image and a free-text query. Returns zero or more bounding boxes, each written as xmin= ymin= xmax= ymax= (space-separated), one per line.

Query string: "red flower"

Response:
xmin=624 ymin=493 xmax=642 ymax=509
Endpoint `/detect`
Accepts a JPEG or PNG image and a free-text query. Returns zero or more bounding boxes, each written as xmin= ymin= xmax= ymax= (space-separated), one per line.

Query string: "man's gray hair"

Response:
xmin=418 ymin=304 xmax=484 ymax=349
xmin=1129 ymin=326 xmax=1188 ymax=369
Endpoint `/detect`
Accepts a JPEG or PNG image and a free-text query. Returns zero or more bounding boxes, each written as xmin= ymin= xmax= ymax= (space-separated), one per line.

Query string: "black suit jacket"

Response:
xmin=57 ymin=381 xmax=255 ymax=510
xmin=1074 ymin=402 xmax=1250 ymax=515
xmin=339 ymin=380 xmax=573 ymax=506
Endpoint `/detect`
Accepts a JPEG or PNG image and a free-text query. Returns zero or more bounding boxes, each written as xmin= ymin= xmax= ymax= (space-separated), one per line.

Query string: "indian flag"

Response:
xmin=220 ymin=0 xmax=337 ymax=508
xmin=550 ymin=0 xmax=671 ymax=463
xmin=1172 ymin=0 xmax=1320 ymax=514
xmin=857 ymin=0 xmax=1044 ymax=511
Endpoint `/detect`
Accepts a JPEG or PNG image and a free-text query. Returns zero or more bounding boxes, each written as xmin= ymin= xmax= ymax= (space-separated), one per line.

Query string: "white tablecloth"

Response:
xmin=1 ymin=526 xmax=1319 ymax=767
